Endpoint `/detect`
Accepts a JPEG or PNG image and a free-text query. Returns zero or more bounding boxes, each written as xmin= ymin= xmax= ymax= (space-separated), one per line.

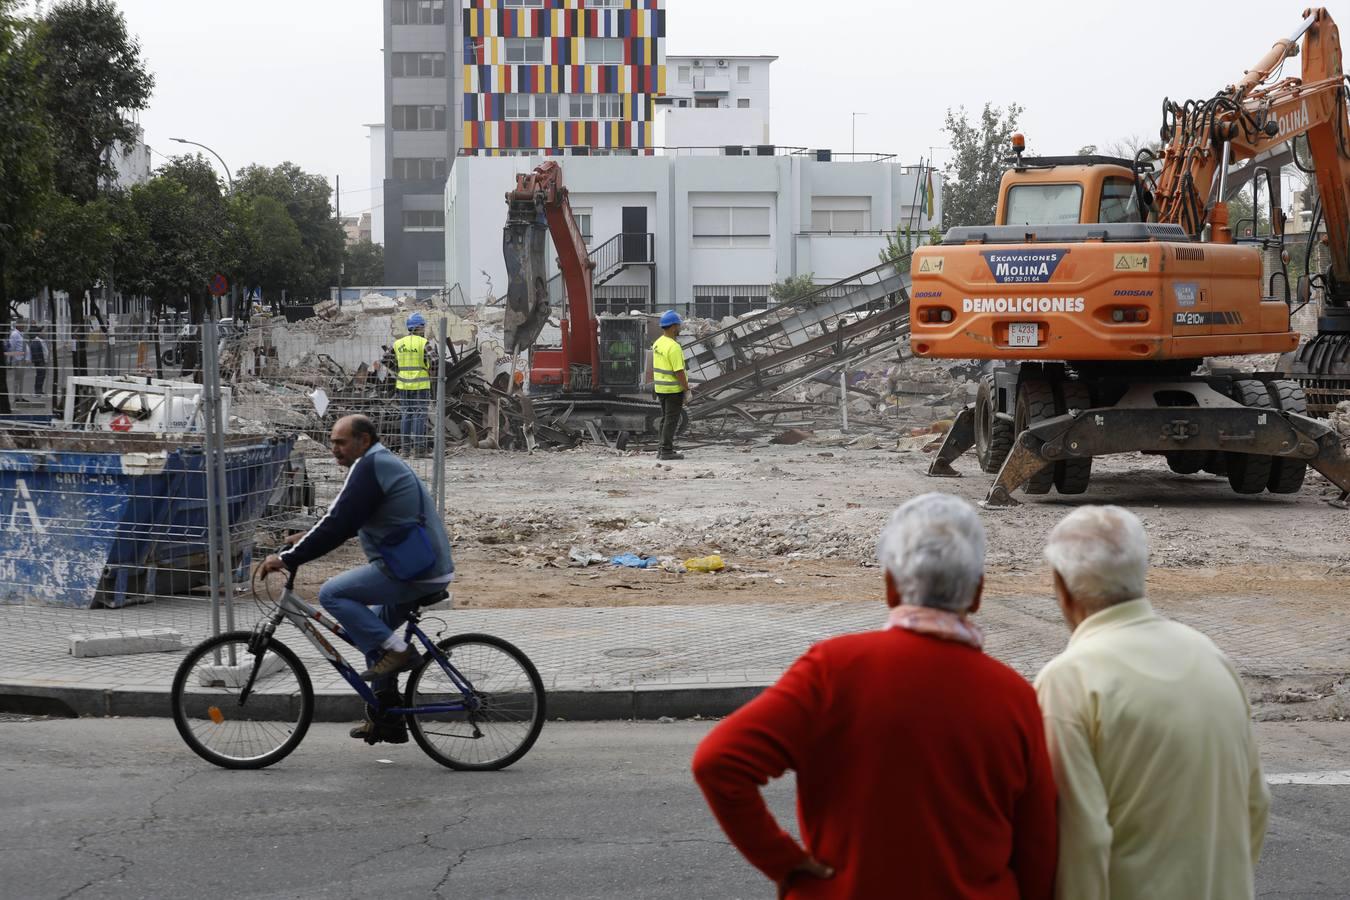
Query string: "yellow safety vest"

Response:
xmin=652 ymin=334 xmax=685 ymax=395
xmin=394 ymin=334 xmax=430 ymax=391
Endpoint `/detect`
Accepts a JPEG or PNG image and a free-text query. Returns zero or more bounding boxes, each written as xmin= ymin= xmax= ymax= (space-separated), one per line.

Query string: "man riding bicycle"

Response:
xmin=260 ymin=413 xmax=454 ymax=745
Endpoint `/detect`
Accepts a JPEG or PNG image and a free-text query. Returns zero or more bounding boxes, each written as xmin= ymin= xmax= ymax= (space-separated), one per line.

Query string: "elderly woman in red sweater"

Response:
xmin=692 ymin=492 xmax=1057 ymax=899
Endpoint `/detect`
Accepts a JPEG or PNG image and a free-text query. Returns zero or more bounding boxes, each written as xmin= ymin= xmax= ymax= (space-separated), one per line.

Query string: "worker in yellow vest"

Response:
xmin=394 ymin=312 xmax=432 ymax=455
xmin=652 ymin=310 xmax=691 ymax=460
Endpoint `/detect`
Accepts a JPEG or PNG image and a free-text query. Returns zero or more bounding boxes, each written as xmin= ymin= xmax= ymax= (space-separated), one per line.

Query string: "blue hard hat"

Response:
xmin=660 ymin=310 xmax=682 ymax=328
xmin=406 ymin=312 xmax=426 ymax=329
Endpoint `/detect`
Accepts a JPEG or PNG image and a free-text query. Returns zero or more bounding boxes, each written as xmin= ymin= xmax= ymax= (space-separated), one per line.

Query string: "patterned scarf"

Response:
xmin=885 ymin=604 xmax=985 ymax=650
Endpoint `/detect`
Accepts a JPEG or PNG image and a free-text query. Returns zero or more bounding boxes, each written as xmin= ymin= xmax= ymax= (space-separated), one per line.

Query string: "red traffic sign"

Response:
xmin=110 ymin=414 xmax=134 ymax=433
xmin=209 ymin=273 xmax=229 ymax=297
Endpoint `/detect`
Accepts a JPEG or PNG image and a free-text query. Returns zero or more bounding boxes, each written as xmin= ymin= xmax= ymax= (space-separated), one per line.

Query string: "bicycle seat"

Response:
xmin=416 ymin=590 xmax=450 ymax=608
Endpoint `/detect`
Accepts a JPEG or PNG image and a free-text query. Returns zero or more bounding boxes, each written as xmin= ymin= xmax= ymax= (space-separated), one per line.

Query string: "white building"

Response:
xmin=655 ymin=54 xmax=775 ymax=150
xmin=445 ymin=150 xmax=940 ymax=316
xmin=367 ymin=123 xmax=386 ymax=246
xmin=106 ymin=127 xmax=152 ymax=190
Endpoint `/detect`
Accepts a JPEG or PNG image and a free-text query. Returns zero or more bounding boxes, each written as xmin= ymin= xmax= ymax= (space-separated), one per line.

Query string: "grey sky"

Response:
xmin=101 ymin=0 xmax=1315 ymax=217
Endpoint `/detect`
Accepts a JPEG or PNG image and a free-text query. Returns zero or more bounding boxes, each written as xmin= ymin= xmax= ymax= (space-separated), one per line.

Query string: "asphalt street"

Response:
xmin=1 ymin=717 xmax=1347 ymax=899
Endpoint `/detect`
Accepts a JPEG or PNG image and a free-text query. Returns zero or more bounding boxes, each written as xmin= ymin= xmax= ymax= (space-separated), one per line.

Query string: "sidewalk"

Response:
xmin=1 ymin=591 xmax=1346 ymax=720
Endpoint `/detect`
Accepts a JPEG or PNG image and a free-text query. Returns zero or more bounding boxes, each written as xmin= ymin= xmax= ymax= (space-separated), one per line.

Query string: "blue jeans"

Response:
xmin=399 ymin=389 xmax=430 ymax=453
xmin=319 ymin=563 xmax=437 ymax=690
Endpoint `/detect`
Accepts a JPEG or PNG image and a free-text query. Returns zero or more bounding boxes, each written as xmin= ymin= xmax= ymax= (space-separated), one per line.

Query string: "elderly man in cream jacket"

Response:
xmin=1035 ymin=505 xmax=1270 ymax=900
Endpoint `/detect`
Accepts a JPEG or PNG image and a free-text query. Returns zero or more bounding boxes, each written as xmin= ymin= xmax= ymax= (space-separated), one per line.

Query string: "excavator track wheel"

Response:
xmin=1012 ymin=378 xmax=1057 ymax=495
xmin=975 ymin=374 xmax=1014 ymax=473
xmin=1265 ymin=380 xmax=1308 ymax=495
xmin=1225 ymin=380 xmax=1276 ymax=495
xmin=1053 ymin=381 xmax=1093 ymax=494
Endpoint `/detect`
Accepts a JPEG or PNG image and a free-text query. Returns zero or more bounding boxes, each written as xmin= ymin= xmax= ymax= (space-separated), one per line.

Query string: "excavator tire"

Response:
xmin=1225 ymin=380 xmax=1275 ymax=494
xmin=1265 ymin=380 xmax=1309 ymax=494
xmin=975 ymin=374 xmax=1014 ymax=473
xmin=1165 ymin=451 xmax=1208 ymax=475
xmin=1054 ymin=380 xmax=1093 ymax=494
xmin=1013 ymin=377 xmax=1057 ymax=495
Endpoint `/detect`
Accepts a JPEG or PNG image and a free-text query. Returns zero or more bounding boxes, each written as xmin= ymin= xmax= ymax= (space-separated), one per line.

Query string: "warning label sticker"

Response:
xmin=917 ymin=257 xmax=944 ymax=274
xmin=1113 ymin=253 xmax=1150 ymax=272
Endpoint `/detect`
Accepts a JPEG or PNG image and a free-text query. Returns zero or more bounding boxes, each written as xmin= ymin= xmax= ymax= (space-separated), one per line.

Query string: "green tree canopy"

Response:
xmin=234 ymin=162 xmax=343 ymax=299
xmin=344 ymin=239 xmax=385 ymax=287
xmin=940 ymin=102 xmax=1023 ymax=229
xmin=33 ymin=0 xmax=152 ymax=202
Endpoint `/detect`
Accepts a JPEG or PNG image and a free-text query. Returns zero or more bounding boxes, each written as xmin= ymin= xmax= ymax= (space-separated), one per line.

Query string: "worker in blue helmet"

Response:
xmin=394 ymin=312 xmax=433 ymax=455
xmin=651 ymin=310 xmax=691 ymax=460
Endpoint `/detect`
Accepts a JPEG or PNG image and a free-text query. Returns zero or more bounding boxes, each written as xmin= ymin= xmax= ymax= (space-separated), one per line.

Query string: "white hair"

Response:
xmin=1043 ymin=505 xmax=1149 ymax=610
xmin=876 ymin=493 xmax=986 ymax=613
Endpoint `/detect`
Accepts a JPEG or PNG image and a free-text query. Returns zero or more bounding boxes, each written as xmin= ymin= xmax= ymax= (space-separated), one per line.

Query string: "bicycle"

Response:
xmin=170 ymin=564 xmax=546 ymax=770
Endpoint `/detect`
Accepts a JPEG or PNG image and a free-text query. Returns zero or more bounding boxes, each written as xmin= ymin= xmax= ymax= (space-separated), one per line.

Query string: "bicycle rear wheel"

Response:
xmin=406 ymin=633 xmax=545 ymax=771
xmin=171 ymin=631 xmax=314 ymax=770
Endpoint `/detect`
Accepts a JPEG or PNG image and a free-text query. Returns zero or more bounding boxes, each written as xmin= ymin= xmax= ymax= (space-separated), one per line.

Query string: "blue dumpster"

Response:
xmin=0 ymin=431 xmax=295 ymax=608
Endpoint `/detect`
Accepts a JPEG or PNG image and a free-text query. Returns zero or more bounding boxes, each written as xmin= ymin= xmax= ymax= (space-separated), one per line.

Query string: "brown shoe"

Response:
xmin=350 ymin=706 xmax=409 ymax=745
xmin=359 ymin=646 xmax=420 ymax=681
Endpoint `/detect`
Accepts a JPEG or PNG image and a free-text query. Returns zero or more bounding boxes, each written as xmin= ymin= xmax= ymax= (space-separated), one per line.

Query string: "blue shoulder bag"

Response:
xmin=377 ymin=470 xmax=438 ymax=581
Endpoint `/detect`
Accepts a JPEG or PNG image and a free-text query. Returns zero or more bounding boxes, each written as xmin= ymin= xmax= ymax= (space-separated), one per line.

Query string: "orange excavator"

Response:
xmin=502 ymin=160 xmax=661 ymax=436
xmin=914 ymin=7 xmax=1350 ymax=505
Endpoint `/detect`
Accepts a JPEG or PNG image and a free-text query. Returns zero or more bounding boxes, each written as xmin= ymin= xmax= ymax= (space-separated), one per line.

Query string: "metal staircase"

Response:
xmin=684 ymin=258 xmax=912 ymax=418
xmin=548 ymin=231 xmax=655 ymax=305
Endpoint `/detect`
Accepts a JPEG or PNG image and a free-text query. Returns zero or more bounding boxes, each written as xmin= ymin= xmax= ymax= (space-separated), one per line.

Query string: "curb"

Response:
xmin=0 ymin=681 xmax=767 ymax=722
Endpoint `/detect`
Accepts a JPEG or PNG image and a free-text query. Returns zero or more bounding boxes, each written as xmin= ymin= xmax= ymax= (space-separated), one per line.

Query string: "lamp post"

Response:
xmin=851 ymin=112 xmax=867 ymax=157
xmin=169 ymin=137 xmax=235 ymax=190
xmin=171 ymin=138 xmax=237 ymax=319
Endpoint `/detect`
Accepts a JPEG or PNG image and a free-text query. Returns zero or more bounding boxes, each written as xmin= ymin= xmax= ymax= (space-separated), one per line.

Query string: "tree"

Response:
xmin=231 ymin=194 xmax=304 ymax=302
xmin=344 ymin=239 xmax=385 ymax=287
xmin=0 ymin=1 xmax=53 ymax=413
xmin=770 ymin=273 xmax=818 ymax=303
xmin=940 ymin=103 xmax=1024 ymax=228
xmin=32 ymin=0 xmax=153 ymax=203
xmin=234 ymin=163 xmax=344 ymax=299
xmin=879 ymin=225 xmax=943 ymax=274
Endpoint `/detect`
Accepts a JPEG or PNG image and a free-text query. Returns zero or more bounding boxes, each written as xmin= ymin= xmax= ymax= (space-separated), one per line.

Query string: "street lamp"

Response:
xmin=851 ymin=112 xmax=868 ymax=158
xmin=170 ymin=137 xmax=235 ymax=190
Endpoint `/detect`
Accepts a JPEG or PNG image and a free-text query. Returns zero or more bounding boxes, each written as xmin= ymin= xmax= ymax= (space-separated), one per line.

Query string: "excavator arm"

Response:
xmin=502 ymin=161 xmax=601 ymax=390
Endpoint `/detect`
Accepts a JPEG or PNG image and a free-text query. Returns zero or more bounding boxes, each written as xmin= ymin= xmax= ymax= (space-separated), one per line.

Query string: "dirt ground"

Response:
xmin=279 ymin=439 xmax=1350 ymax=610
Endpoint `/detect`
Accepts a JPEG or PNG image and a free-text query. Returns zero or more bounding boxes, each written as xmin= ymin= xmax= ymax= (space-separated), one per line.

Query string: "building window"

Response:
xmin=737 ymin=65 xmax=751 ymax=83
xmin=417 ymin=260 xmax=447 ymax=287
xmin=692 ymin=206 xmax=772 ymax=248
xmin=392 ymin=52 xmax=446 ymax=78
xmin=503 ymin=0 xmax=544 ymax=6
xmin=810 ymin=196 xmax=872 ymax=231
xmin=505 ymin=38 xmax=545 ymax=64
xmin=504 ymin=94 xmax=532 ymax=120
xmin=393 ymin=157 xmax=448 ymax=180
xmin=595 ymin=94 xmax=622 ymax=119
xmin=391 ymin=0 xmax=445 ymax=25
xmin=588 ymin=0 xmax=626 ymax=8
xmin=693 ymin=286 xmax=770 ymax=319
xmin=567 ymin=93 xmax=594 ymax=118
xmin=392 ymin=105 xmax=447 ymax=131
xmin=534 ymin=93 xmax=561 ymax=118
xmin=676 ymin=99 xmax=689 ymax=108
xmin=677 ymin=65 xmax=690 ymax=83
xmin=572 ymin=208 xmax=593 ymax=244
xmin=586 ymin=38 xmax=625 ymax=64
xmin=403 ymin=210 xmax=446 ymax=232
xmin=695 ymin=98 xmax=719 ymax=109
xmin=737 ymin=98 xmax=751 ymax=109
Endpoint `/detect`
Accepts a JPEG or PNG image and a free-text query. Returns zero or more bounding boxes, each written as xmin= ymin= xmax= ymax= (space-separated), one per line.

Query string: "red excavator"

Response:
xmin=912 ymin=7 xmax=1350 ymax=504
xmin=502 ymin=161 xmax=659 ymax=436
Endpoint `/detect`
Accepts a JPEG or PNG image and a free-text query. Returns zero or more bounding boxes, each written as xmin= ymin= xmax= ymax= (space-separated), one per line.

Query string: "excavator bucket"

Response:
xmin=503 ymin=196 xmax=552 ymax=354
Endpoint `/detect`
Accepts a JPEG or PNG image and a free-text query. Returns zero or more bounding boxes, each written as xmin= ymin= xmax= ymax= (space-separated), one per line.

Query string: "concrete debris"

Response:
xmin=1330 ymin=400 xmax=1350 ymax=445
xmin=770 ymin=428 xmax=814 ymax=445
xmin=847 ymin=434 xmax=882 ymax=451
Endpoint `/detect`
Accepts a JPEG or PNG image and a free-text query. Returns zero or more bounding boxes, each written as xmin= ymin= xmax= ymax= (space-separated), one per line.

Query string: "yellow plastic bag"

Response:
xmin=684 ymin=554 xmax=725 ymax=573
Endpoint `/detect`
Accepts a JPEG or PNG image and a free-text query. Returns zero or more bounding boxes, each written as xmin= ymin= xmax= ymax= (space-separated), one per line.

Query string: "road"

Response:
xmin=1 ymin=717 xmax=1347 ymax=899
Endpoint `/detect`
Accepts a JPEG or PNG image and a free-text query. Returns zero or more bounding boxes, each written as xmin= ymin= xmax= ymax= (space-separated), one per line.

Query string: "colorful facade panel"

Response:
xmin=461 ymin=0 xmax=666 ymax=155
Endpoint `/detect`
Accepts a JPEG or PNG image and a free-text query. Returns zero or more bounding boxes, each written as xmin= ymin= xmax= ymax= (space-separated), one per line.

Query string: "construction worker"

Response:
xmin=394 ymin=312 xmax=432 ymax=455
xmin=652 ymin=310 xmax=691 ymax=460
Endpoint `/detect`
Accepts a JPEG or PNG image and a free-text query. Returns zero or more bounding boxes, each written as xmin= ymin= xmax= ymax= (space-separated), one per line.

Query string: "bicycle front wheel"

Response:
xmin=171 ymin=631 xmax=314 ymax=770
xmin=406 ymin=633 xmax=545 ymax=771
